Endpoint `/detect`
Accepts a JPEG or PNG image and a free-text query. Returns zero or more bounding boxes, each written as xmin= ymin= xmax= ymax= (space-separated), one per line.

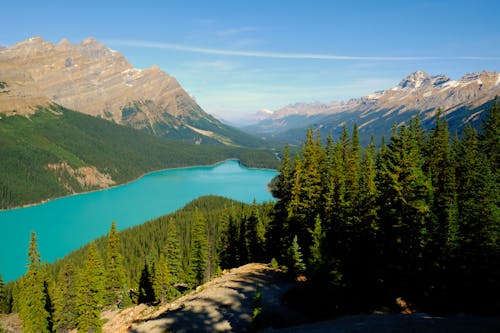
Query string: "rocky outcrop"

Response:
xmin=47 ymin=161 xmax=115 ymax=192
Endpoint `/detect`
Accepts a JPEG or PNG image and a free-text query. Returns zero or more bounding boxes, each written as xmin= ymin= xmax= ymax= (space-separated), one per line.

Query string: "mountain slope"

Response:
xmin=243 ymin=71 xmax=500 ymax=144
xmin=0 ymin=36 xmax=264 ymax=147
xmin=0 ymin=104 xmax=278 ymax=209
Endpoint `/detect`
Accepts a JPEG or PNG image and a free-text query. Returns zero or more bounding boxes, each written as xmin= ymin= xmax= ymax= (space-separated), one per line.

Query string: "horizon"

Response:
xmin=2 ymin=0 xmax=500 ymax=121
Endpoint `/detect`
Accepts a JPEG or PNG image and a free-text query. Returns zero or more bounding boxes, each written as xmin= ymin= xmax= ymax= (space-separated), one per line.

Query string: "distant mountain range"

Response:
xmin=242 ymin=70 xmax=500 ymax=144
xmin=0 ymin=36 xmax=263 ymax=147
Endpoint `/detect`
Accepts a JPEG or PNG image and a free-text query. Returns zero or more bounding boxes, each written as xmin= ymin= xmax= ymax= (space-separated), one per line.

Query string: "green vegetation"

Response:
xmin=0 ymin=105 xmax=279 ymax=209
xmin=18 ymin=232 xmax=50 ymax=333
xmin=267 ymin=100 xmax=499 ymax=314
xmin=3 ymin=101 xmax=498 ymax=331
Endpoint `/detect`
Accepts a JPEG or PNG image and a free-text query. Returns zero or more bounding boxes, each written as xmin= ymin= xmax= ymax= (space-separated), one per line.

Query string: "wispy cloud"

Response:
xmin=107 ymin=39 xmax=500 ymax=61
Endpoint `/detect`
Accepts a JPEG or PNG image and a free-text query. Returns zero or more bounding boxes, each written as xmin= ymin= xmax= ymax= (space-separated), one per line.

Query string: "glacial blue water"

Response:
xmin=0 ymin=160 xmax=277 ymax=281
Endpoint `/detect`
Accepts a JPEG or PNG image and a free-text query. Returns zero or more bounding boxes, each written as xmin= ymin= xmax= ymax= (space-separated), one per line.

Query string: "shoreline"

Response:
xmin=1 ymin=158 xmax=278 ymax=212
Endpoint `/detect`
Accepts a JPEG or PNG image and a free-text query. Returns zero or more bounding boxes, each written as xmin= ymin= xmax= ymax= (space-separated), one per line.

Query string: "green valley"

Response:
xmin=0 ymin=105 xmax=279 ymax=209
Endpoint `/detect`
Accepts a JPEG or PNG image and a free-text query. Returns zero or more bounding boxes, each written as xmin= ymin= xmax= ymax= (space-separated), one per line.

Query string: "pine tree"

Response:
xmin=246 ymin=206 xmax=266 ymax=263
xmin=480 ymin=97 xmax=499 ymax=175
xmin=190 ymin=208 xmax=208 ymax=285
xmin=104 ymin=222 xmax=126 ymax=308
xmin=286 ymin=236 xmax=306 ymax=276
xmin=268 ymin=145 xmax=293 ymax=261
xmin=455 ymin=126 xmax=498 ymax=252
xmin=164 ymin=220 xmax=182 ymax=282
xmin=0 ymin=274 xmax=5 ymax=314
xmin=425 ymin=110 xmax=457 ymax=256
xmin=221 ymin=214 xmax=239 ymax=268
xmin=308 ymin=215 xmax=324 ymax=273
xmin=19 ymin=231 xmax=50 ymax=333
xmin=376 ymin=124 xmax=432 ymax=294
xmin=53 ymin=262 xmax=78 ymax=333
xmin=153 ymin=253 xmax=172 ymax=304
xmin=137 ymin=262 xmax=155 ymax=304
xmin=76 ymin=242 xmax=105 ymax=333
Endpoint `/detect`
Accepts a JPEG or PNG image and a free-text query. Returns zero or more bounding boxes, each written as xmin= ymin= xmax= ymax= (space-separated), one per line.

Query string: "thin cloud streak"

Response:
xmin=107 ymin=39 xmax=500 ymax=61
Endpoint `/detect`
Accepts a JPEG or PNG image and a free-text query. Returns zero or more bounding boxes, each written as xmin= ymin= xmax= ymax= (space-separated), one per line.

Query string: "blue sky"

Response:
xmin=3 ymin=0 xmax=500 ymax=120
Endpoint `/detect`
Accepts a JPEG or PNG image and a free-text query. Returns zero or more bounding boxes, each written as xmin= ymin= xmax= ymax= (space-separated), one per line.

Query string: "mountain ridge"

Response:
xmin=0 ymin=36 xmax=264 ymax=147
xmin=243 ymin=70 xmax=500 ymax=143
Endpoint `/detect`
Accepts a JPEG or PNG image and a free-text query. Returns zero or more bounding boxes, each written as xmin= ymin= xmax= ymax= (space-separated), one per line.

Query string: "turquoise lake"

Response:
xmin=0 ymin=160 xmax=278 ymax=281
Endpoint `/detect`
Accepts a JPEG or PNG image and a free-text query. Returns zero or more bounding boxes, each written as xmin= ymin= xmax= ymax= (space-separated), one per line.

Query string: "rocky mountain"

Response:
xmin=0 ymin=36 xmax=263 ymax=147
xmin=243 ymin=70 xmax=500 ymax=144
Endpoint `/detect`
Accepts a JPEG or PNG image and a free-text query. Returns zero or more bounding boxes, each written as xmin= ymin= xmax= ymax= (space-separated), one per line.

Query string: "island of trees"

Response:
xmin=0 ymin=101 xmax=498 ymax=332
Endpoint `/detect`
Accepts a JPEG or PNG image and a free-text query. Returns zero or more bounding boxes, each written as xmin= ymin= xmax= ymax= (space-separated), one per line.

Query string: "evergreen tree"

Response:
xmin=221 ymin=214 xmax=239 ymax=268
xmin=425 ymin=110 xmax=457 ymax=257
xmin=19 ymin=231 xmax=50 ymax=333
xmin=376 ymin=124 xmax=432 ymax=294
xmin=76 ymin=242 xmax=105 ymax=333
xmin=164 ymin=220 xmax=182 ymax=282
xmin=53 ymin=263 xmax=78 ymax=333
xmin=0 ymin=274 xmax=5 ymax=314
xmin=247 ymin=206 xmax=266 ymax=263
xmin=268 ymin=145 xmax=292 ymax=261
xmin=153 ymin=253 xmax=172 ymax=304
xmin=454 ymin=126 xmax=498 ymax=252
xmin=190 ymin=208 xmax=209 ymax=285
xmin=308 ymin=215 xmax=324 ymax=273
xmin=480 ymin=97 xmax=500 ymax=175
xmin=137 ymin=263 xmax=155 ymax=304
xmin=104 ymin=222 xmax=126 ymax=308
xmin=286 ymin=236 xmax=306 ymax=276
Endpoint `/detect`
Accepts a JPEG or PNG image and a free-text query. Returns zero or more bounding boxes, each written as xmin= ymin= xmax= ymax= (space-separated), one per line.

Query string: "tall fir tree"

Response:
xmin=76 ymin=242 xmax=105 ymax=333
xmin=153 ymin=253 xmax=172 ymax=304
xmin=190 ymin=208 xmax=209 ymax=285
xmin=137 ymin=262 xmax=156 ymax=304
xmin=267 ymin=145 xmax=292 ymax=261
xmin=0 ymin=274 xmax=5 ymax=314
xmin=104 ymin=222 xmax=126 ymax=308
xmin=376 ymin=124 xmax=432 ymax=295
xmin=19 ymin=231 xmax=50 ymax=333
xmin=164 ymin=220 xmax=182 ymax=282
xmin=53 ymin=262 xmax=78 ymax=333
xmin=425 ymin=110 xmax=457 ymax=257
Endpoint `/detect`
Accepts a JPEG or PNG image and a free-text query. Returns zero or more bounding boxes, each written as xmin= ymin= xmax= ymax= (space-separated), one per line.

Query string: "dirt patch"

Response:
xmin=123 ymin=263 xmax=296 ymax=333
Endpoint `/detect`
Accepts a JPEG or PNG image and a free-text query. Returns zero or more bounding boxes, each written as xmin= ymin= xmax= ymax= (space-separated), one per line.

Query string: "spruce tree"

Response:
xmin=425 ymin=110 xmax=457 ymax=258
xmin=190 ymin=208 xmax=208 ymax=285
xmin=76 ymin=242 xmax=105 ymax=333
xmin=104 ymin=222 xmax=126 ymax=308
xmin=308 ymin=215 xmax=324 ymax=273
xmin=0 ymin=274 xmax=5 ymax=314
xmin=137 ymin=263 xmax=155 ymax=304
xmin=267 ymin=145 xmax=292 ymax=261
xmin=480 ymin=97 xmax=499 ymax=175
xmin=376 ymin=124 xmax=432 ymax=294
xmin=164 ymin=220 xmax=182 ymax=282
xmin=19 ymin=231 xmax=50 ymax=333
xmin=53 ymin=262 xmax=78 ymax=333
xmin=153 ymin=253 xmax=172 ymax=304
xmin=286 ymin=236 xmax=306 ymax=276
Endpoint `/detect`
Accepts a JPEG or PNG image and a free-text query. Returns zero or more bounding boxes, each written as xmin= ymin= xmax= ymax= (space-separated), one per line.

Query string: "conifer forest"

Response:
xmin=0 ymin=101 xmax=498 ymax=332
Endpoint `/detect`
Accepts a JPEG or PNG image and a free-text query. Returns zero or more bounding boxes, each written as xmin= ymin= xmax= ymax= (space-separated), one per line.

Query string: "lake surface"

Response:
xmin=0 ymin=160 xmax=278 ymax=281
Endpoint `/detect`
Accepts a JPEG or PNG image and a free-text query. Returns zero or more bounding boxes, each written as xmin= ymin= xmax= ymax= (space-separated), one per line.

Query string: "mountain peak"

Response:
xmin=398 ymin=70 xmax=431 ymax=89
xmin=76 ymin=37 xmax=115 ymax=59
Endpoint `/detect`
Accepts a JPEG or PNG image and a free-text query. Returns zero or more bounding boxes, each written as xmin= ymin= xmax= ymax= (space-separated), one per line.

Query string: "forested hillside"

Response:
xmin=0 ymin=105 xmax=279 ymax=209
xmin=1 ymin=101 xmax=498 ymax=332
xmin=266 ymin=100 xmax=499 ymax=315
